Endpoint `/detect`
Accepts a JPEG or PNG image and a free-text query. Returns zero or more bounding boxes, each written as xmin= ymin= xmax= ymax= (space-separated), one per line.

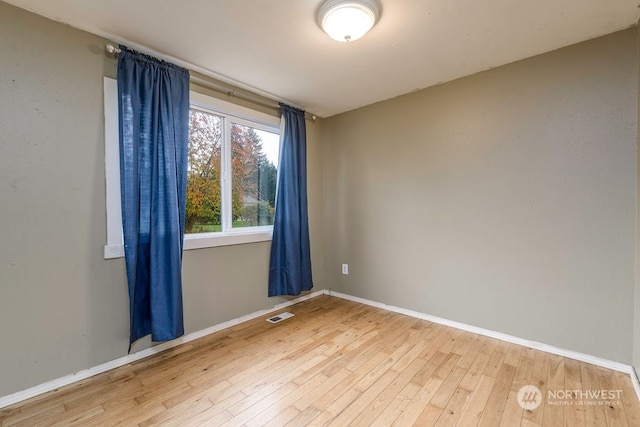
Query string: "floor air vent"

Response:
xmin=266 ymin=312 xmax=294 ymax=324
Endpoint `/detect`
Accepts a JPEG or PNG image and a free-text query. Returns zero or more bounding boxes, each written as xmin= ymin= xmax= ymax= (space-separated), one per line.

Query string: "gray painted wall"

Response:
xmin=323 ymin=29 xmax=637 ymax=364
xmin=0 ymin=2 xmax=324 ymax=397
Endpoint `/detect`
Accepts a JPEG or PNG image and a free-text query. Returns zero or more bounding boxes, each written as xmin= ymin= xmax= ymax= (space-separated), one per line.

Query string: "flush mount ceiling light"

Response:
xmin=317 ymin=0 xmax=381 ymax=42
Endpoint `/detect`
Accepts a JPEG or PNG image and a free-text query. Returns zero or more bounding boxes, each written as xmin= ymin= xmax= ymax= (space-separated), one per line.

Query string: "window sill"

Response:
xmin=184 ymin=228 xmax=273 ymax=250
xmin=104 ymin=227 xmax=273 ymax=259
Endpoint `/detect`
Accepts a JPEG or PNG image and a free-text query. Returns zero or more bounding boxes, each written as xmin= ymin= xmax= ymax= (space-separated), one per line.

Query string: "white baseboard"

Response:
xmin=0 ymin=290 xmax=324 ymax=409
xmin=3 ymin=288 xmax=639 ymax=409
xmin=326 ymin=290 xmax=640 ymax=403
xmin=631 ymin=366 xmax=640 ymax=404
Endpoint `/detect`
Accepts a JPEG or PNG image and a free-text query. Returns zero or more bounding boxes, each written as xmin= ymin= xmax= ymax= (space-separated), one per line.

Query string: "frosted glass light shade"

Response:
xmin=318 ymin=0 xmax=380 ymax=42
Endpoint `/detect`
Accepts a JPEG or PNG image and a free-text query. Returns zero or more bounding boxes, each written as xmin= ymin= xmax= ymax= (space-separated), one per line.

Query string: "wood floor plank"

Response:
xmin=187 ymin=391 xmax=246 ymax=426
xmin=522 ymin=349 xmax=550 ymax=425
xmin=372 ymin=351 xmax=450 ymax=425
xmin=137 ymin=394 xmax=213 ymax=426
xmin=244 ymin=372 xmax=329 ymax=427
xmin=290 ymin=369 xmax=351 ymax=414
xmin=596 ymin=366 xmax=628 ymax=427
xmin=51 ymin=404 xmax=104 ymax=427
xmin=419 ymin=325 xmax=456 ymax=361
xmin=466 ymin=339 xmax=499 ymax=380
xmin=614 ymin=371 xmax=640 ymax=427
xmin=542 ymin=354 xmax=565 ymax=427
xmin=451 ymin=331 xmax=475 ymax=358
xmin=562 ymin=357 xmax=586 ymax=427
xmin=387 ymin=353 xmax=461 ymax=426
xmin=328 ymin=369 xmax=399 ymax=426
xmin=438 ymin=328 xmax=465 ymax=354
xmin=498 ymin=348 xmax=533 ymax=427
xmin=88 ymin=401 xmax=166 ymax=427
xmin=347 ymin=357 xmax=426 ymax=426
xmin=232 ymin=353 xmax=327 ymax=415
xmin=483 ymin=347 xmax=508 ymax=379
xmin=580 ymin=361 xmax=608 ymax=426
xmin=457 ymin=334 xmax=485 ymax=369
xmin=389 ymin=377 xmax=444 ymax=427
xmin=503 ymin=343 xmax=524 ymax=368
xmin=0 ymin=403 xmax=66 ymax=427
xmin=412 ymin=351 xmax=450 ymax=387
xmin=433 ymin=386 xmax=471 ymax=426
xmin=222 ymin=381 xmax=300 ymax=426
xmin=294 ymin=346 xmax=388 ymax=415
xmin=2 ymin=294 xmax=639 ymax=427
xmin=478 ymin=363 xmax=517 ymax=426
xmin=257 ymin=406 xmax=300 ymax=427
xmin=373 ymin=381 xmax=422 ymax=426
xmin=414 ymin=403 xmax=445 ymax=426
xmin=456 ymin=374 xmax=496 ymax=426
xmin=429 ymin=365 xmax=467 ymax=409
xmin=285 ymin=406 xmax=321 ymax=427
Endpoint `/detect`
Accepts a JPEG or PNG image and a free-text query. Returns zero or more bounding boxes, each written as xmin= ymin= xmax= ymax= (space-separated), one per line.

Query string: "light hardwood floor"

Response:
xmin=1 ymin=295 xmax=639 ymax=426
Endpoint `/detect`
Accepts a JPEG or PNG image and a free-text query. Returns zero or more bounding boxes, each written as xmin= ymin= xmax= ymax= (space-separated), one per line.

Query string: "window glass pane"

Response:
xmin=231 ymin=123 xmax=279 ymax=228
xmin=186 ymin=109 xmax=222 ymax=234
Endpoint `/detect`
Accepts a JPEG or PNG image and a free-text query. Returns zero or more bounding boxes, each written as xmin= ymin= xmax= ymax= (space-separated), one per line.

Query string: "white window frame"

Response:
xmin=104 ymin=77 xmax=281 ymax=259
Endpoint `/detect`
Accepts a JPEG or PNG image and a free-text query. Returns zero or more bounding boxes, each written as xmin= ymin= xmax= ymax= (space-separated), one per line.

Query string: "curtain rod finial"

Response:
xmin=106 ymin=44 xmax=121 ymax=56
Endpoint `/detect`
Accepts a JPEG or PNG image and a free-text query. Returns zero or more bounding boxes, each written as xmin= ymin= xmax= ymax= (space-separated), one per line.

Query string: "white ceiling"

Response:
xmin=5 ymin=0 xmax=640 ymax=117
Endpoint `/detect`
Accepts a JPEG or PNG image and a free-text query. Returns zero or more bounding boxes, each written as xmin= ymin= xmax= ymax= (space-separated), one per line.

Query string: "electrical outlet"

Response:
xmin=342 ymin=264 xmax=349 ymax=275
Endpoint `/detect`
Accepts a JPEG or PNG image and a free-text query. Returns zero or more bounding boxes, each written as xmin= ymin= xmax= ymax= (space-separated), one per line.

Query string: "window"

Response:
xmin=104 ymin=78 xmax=281 ymax=259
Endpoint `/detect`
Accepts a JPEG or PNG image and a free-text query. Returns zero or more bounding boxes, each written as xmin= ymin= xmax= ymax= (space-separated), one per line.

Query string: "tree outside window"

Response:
xmin=185 ymin=109 xmax=278 ymax=234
